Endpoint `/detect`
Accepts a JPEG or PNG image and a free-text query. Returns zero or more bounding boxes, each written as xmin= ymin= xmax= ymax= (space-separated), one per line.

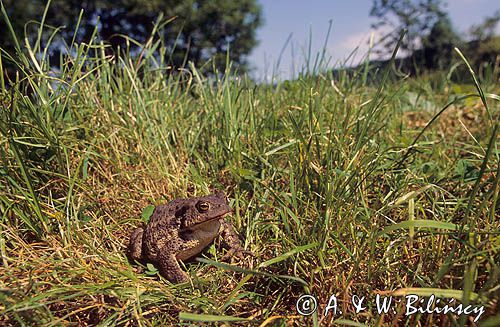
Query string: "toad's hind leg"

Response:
xmin=127 ymin=227 xmax=144 ymax=261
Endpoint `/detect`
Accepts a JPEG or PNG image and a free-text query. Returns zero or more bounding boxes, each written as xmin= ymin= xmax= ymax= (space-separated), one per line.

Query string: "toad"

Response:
xmin=127 ymin=192 xmax=247 ymax=283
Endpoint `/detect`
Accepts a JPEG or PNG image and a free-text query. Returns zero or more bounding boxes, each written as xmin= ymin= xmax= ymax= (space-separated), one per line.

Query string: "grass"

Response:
xmin=0 ymin=9 xmax=499 ymax=326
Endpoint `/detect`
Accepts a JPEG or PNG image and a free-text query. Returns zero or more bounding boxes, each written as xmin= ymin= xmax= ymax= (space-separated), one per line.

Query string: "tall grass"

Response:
xmin=0 ymin=5 xmax=499 ymax=326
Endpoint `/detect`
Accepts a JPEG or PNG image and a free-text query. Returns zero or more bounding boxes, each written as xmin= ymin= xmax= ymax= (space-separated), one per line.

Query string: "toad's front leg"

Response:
xmin=157 ymin=239 xmax=200 ymax=283
xmin=219 ymin=220 xmax=252 ymax=261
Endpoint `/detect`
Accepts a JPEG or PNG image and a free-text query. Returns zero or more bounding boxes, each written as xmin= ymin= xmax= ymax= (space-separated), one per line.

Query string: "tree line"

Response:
xmin=0 ymin=0 xmax=498 ymax=78
xmin=370 ymin=0 xmax=499 ymax=73
xmin=0 ymin=0 xmax=262 ymax=74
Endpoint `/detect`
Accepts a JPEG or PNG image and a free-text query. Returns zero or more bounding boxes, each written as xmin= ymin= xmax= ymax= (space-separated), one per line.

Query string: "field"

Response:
xmin=0 ymin=15 xmax=499 ymax=326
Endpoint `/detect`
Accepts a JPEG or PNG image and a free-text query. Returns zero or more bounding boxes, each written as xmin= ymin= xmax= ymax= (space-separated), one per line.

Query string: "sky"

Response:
xmin=249 ymin=0 xmax=500 ymax=81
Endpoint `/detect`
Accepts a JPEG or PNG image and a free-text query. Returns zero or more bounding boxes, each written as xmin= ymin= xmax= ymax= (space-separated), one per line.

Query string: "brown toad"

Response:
xmin=127 ymin=192 xmax=247 ymax=283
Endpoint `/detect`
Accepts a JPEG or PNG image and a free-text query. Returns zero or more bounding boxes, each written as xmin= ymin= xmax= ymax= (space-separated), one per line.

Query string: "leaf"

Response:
xmin=455 ymin=159 xmax=478 ymax=181
xmin=141 ymin=205 xmax=155 ymax=223
xmin=391 ymin=287 xmax=483 ymax=302
xmin=480 ymin=314 xmax=500 ymax=327
xmin=238 ymin=168 xmax=257 ymax=179
xmin=82 ymin=157 xmax=89 ymax=180
xmin=145 ymin=263 xmax=158 ymax=275
xmin=258 ymin=242 xmax=318 ymax=268
xmin=392 ymin=185 xmax=433 ymax=206
xmin=333 ymin=319 xmax=369 ymax=327
xmin=420 ymin=162 xmax=438 ymax=175
xmin=264 ymin=139 xmax=298 ymax=156
xmin=378 ymin=219 xmax=462 ymax=237
xmin=179 ymin=313 xmax=250 ymax=322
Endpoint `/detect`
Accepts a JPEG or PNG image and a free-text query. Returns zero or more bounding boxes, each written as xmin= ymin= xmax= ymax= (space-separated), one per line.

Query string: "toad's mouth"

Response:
xmin=182 ymin=212 xmax=229 ymax=230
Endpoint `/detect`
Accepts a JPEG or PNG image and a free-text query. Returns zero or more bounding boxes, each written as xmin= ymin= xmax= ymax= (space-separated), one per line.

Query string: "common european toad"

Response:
xmin=127 ymin=192 xmax=247 ymax=283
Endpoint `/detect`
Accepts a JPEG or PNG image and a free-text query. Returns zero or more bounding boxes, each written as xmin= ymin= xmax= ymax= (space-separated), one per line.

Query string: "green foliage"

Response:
xmin=141 ymin=205 xmax=155 ymax=223
xmin=370 ymin=0 xmax=448 ymax=54
xmin=369 ymin=1 xmax=499 ymax=76
xmin=455 ymin=159 xmax=479 ymax=182
xmin=146 ymin=263 xmax=159 ymax=275
xmin=469 ymin=36 xmax=500 ymax=79
xmin=421 ymin=15 xmax=460 ymax=69
xmin=469 ymin=9 xmax=500 ymax=41
xmin=0 ymin=0 xmax=262 ymax=73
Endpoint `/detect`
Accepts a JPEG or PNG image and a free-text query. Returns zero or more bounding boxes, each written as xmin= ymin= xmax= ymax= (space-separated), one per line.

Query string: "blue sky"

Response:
xmin=249 ymin=0 xmax=500 ymax=81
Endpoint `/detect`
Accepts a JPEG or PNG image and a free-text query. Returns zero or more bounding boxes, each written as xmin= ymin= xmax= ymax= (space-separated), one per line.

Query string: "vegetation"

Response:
xmin=370 ymin=0 xmax=449 ymax=55
xmin=370 ymin=0 xmax=499 ymax=73
xmin=0 ymin=4 xmax=499 ymax=327
xmin=469 ymin=10 xmax=500 ymax=42
xmin=0 ymin=0 xmax=262 ymax=73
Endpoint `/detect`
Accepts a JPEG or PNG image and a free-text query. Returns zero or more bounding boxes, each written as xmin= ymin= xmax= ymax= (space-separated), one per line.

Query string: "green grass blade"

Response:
xmin=378 ymin=220 xmax=462 ymax=237
xmin=179 ymin=312 xmax=250 ymax=322
xmin=391 ymin=287 xmax=483 ymax=302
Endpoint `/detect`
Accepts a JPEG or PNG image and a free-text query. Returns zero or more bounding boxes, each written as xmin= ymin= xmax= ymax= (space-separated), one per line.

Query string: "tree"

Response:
xmin=0 ymin=0 xmax=262 ymax=74
xmin=421 ymin=15 xmax=459 ymax=69
xmin=467 ymin=10 xmax=500 ymax=72
xmin=469 ymin=10 xmax=500 ymax=41
xmin=369 ymin=0 xmax=447 ymax=56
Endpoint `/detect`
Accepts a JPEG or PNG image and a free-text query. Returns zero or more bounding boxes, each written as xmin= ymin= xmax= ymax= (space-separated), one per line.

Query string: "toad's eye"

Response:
xmin=197 ymin=201 xmax=210 ymax=212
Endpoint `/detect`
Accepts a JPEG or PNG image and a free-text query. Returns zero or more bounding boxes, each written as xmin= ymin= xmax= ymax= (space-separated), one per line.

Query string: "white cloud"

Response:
xmin=333 ymin=27 xmax=390 ymax=64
